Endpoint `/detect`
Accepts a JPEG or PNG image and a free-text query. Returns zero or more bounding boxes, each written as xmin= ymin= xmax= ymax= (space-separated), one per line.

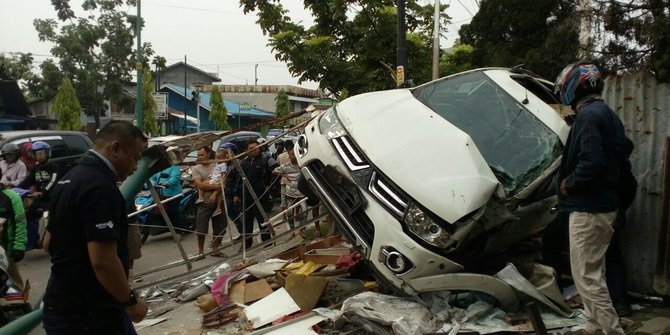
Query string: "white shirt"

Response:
xmin=0 ymin=159 xmax=27 ymax=187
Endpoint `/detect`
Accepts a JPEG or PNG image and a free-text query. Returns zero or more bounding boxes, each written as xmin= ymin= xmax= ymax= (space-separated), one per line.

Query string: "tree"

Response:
xmin=34 ymin=0 xmax=156 ymax=126
xmin=53 ymin=78 xmax=82 ymax=131
xmin=141 ymin=69 xmax=158 ymax=136
xmin=458 ymin=0 xmax=579 ymax=80
xmin=240 ymin=0 xmax=450 ymax=97
xmin=439 ymin=44 xmax=475 ymax=76
xmin=0 ymin=53 xmax=64 ymax=102
xmin=209 ymin=85 xmax=229 ymax=130
xmin=275 ymin=89 xmax=290 ymax=127
xmin=591 ymin=1 xmax=670 ymax=82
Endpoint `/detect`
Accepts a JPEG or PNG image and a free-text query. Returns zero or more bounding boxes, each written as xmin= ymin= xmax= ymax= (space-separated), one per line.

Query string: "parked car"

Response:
xmin=295 ymin=68 xmax=569 ymax=310
xmin=0 ymin=130 xmax=93 ymax=175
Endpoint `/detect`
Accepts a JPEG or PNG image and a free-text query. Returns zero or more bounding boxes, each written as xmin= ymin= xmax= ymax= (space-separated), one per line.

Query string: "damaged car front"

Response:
xmin=296 ymin=68 xmax=569 ymax=310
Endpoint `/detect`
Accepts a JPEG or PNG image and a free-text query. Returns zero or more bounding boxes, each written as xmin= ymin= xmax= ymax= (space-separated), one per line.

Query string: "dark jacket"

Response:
xmin=19 ymin=161 xmax=60 ymax=201
xmin=43 ymin=151 xmax=129 ymax=326
xmin=557 ymin=98 xmax=634 ymax=213
xmin=234 ymin=154 xmax=273 ymax=200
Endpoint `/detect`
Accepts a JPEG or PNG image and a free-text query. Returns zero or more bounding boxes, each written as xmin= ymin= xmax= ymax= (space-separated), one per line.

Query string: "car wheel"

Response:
xmin=298 ymin=174 xmax=321 ymax=207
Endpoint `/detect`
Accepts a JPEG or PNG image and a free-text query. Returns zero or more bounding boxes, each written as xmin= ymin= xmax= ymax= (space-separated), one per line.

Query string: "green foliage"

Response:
xmin=439 ymin=44 xmax=475 ymax=76
xmin=34 ymin=0 xmax=155 ymax=123
xmin=240 ymin=0 xmax=450 ymax=97
xmin=0 ymin=54 xmax=65 ymax=102
xmin=593 ymin=1 xmax=670 ymax=82
xmin=53 ymin=77 xmax=82 ymax=131
xmin=141 ymin=69 xmax=158 ymax=136
xmin=458 ymin=0 xmax=579 ymax=80
xmin=209 ymin=85 xmax=229 ymax=130
xmin=275 ymin=89 xmax=290 ymax=127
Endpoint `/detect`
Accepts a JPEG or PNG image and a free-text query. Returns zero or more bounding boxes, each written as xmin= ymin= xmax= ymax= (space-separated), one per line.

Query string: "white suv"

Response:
xmin=296 ymin=68 xmax=569 ymax=310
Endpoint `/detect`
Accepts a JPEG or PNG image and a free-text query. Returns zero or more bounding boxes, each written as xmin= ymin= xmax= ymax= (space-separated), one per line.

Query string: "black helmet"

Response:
xmin=554 ymin=63 xmax=604 ymax=106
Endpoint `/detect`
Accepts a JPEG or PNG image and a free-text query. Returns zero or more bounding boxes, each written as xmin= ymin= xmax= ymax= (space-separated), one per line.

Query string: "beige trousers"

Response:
xmin=569 ymin=211 xmax=624 ymax=335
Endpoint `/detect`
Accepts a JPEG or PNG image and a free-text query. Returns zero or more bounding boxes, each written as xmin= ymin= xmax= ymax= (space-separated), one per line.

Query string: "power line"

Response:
xmin=142 ymin=2 xmax=243 ymax=15
xmin=456 ymin=0 xmax=475 ymax=17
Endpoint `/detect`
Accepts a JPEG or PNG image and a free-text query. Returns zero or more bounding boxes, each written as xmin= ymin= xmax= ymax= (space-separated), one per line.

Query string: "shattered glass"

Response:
xmin=413 ymin=72 xmax=562 ymax=195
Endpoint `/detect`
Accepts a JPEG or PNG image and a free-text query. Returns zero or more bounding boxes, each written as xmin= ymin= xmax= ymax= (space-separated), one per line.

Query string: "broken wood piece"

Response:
xmin=229 ymin=280 xmax=246 ymax=304
xmin=303 ymin=248 xmax=352 ymax=264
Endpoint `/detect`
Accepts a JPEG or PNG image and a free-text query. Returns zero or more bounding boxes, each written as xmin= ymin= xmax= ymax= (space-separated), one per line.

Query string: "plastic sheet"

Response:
xmin=341 ymin=291 xmax=436 ymax=335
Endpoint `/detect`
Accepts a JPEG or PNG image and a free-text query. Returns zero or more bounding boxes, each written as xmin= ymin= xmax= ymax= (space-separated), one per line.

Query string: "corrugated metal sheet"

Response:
xmin=602 ymin=71 xmax=670 ymax=296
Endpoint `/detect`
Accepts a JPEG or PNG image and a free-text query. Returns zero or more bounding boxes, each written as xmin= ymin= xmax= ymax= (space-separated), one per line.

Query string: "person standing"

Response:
xmin=0 ymin=170 xmax=27 ymax=292
xmin=555 ymin=63 xmax=633 ymax=335
xmin=42 ymin=121 xmax=148 ymax=334
xmin=276 ymin=140 xmax=293 ymax=212
xmin=233 ymin=140 xmax=274 ymax=249
xmin=0 ymin=143 xmax=27 ymax=187
xmin=272 ymin=146 xmax=306 ymax=237
xmin=191 ymin=146 xmax=227 ymax=259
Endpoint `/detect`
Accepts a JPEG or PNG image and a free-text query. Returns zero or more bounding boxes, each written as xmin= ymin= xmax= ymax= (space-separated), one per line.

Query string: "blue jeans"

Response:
xmin=43 ymin=307 xmax=137 ymax=335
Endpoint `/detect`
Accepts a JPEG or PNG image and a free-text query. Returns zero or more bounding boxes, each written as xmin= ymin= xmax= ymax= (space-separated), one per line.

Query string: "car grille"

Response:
xmin=307 ymin=161 xmax=374 ymax=245
xmin=332 ymin=136 xmax=370 ymax=171
xmin=368 ymin=171 xmax=409 ymax=216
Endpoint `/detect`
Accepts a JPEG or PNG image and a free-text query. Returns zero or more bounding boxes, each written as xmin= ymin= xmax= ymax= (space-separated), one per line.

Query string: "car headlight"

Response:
xmin=404 ymin=202 xmax=452 ymax=248
xmin=318 ymin=108 xmax=347 ymax=139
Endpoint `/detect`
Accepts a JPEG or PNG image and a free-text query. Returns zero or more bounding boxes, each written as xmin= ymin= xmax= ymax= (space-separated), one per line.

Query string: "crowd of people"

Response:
xmin=0 ymin=61 xmax=639 ymax=335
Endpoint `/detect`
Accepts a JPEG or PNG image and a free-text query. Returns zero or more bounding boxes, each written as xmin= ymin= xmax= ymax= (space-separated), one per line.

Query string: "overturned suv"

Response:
xmin=296 ymin=68 xmax=569 ymax=310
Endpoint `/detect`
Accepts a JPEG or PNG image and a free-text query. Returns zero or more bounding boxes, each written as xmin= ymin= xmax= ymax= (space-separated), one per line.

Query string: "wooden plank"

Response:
xmin=274 ymin=235 xmax=343 ymax=261
xmin=284 ymin=274 xmax=328 ymax=312
xmin=303 ymin=248 xmax=351 ymax=264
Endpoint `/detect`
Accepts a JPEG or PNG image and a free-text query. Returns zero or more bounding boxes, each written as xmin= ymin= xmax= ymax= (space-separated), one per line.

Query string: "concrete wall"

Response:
xmin=159 ymin=66 xmax=216 ymax=89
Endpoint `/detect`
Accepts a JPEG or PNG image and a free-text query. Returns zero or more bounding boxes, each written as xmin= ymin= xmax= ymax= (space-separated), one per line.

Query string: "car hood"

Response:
xmin=337 ymin=89 xmax=500 ymax=224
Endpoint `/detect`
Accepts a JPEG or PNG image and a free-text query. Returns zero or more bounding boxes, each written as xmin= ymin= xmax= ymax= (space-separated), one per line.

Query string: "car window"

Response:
xmin=413 ymin=71 xmax=562 ymax=195
xmin=43 ymin=139 xmax=69 ymax=158
xmin=62 ymin=135 xmax=89 ymax=155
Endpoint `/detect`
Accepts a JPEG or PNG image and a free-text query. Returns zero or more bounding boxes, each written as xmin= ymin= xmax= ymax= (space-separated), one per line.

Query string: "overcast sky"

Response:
xmin=0 ymin=0 xmax=477 ymax=90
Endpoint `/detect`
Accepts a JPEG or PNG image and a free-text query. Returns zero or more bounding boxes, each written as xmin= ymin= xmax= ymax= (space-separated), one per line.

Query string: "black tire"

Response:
xmin=140 ymin=225 xmax=150 ymax=244
xmin=182 ymin=202 xmax=197 ymax=231
xmin=298 ymin=174 xmax=320 ymax=207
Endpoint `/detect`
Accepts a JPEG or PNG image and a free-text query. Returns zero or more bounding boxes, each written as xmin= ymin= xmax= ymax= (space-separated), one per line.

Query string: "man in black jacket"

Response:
xmin=233 ymin=140 xmax=274 ymax=249
xmin=42 ymin=121 xmax=148 ymax=335
xmin=555 ymin=63 xmax=632 ymax=335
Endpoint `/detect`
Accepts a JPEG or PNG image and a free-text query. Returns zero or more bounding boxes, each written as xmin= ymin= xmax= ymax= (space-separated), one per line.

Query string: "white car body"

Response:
xmin=296 ymin=68 xmax=569 ymax=310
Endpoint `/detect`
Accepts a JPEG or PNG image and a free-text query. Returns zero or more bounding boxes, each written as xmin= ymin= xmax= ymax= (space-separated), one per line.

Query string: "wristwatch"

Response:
xmin=120 ymin=290 xmax=138 ymax=307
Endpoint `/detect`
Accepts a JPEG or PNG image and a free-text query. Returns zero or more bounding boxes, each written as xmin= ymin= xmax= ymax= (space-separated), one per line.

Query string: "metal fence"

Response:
xmin=602 ymin=71 xmax=670 ymax=297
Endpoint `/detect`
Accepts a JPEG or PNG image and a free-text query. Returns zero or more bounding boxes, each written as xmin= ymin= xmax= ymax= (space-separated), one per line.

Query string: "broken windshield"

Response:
xmin=412 ymin=71 xmax=562 ymax=195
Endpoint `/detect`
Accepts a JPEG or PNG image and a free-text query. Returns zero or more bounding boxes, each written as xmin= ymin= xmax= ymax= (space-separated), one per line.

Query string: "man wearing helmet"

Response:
xmin=555 ymin=63 xmax=633 ymax=335
xmin=0 ymin=143 xmax=27 ymax=187
xmin=19 ymin=141 xmax=60 ymax=248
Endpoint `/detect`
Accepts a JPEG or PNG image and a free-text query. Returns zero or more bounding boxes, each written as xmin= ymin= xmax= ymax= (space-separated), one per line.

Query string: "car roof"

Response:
xmin=0 ymin=130 xmax=88 ymax=144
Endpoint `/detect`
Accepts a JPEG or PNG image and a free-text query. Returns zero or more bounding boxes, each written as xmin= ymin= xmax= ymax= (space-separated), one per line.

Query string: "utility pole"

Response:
xmin=396 ymin=0 xmax=408 ymax=88
xmin=432 ymin=0 xmax=440 ymax=80
xmin=135 ymin=0 xmax=143 ymax=130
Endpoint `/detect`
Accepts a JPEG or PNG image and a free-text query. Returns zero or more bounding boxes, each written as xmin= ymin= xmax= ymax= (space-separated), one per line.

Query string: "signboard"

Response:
xmin=153 ymin=92 xmax=168 ymax=119
xmin=396 ymin=66 xmax=405 ymax=86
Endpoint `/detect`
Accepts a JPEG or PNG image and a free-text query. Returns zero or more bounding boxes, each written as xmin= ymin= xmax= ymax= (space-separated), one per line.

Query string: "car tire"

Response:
xmin=297 ymin=174 xmax=320 ymax=207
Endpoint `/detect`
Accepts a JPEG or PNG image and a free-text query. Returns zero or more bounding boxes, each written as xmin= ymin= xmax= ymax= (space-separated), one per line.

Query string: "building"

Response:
xmin=0 ymin=79 xmax=40 ymax=130
xmin=210 ymin=85 xmax=322 ymax=114
xmin=156 ymin=61 xmax=221 ymax=89
xmin=160 ymin=84 xmax=275 ymax=134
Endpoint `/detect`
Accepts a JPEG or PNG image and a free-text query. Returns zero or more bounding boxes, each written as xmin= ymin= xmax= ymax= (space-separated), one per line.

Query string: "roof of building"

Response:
xmin=159 ymin=62 xmax=221 ymax=83
xmin=161 ymin=84 xmax=275 ymax=119
xmin=211 ymin=84 xmax=322 ymax=98
xmin=0 ymin=80 xmax=31 ymax=118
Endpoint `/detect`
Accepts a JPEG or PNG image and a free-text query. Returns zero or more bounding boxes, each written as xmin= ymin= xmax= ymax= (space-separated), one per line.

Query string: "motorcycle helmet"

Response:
xmin=219 ymin=142 xmax=238 ymax=154
xmin=554 ymin=63 xmax=604 ymax=106
xmin=1 ymin=143 xmax=20 ymax=158
xmin=31 ymin=141 xmax=51 ymax=158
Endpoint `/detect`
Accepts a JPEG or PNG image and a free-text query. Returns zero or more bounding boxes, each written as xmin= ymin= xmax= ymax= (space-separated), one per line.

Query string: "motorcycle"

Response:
xmin=134 ymin=181 xmax=197 ymax=244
